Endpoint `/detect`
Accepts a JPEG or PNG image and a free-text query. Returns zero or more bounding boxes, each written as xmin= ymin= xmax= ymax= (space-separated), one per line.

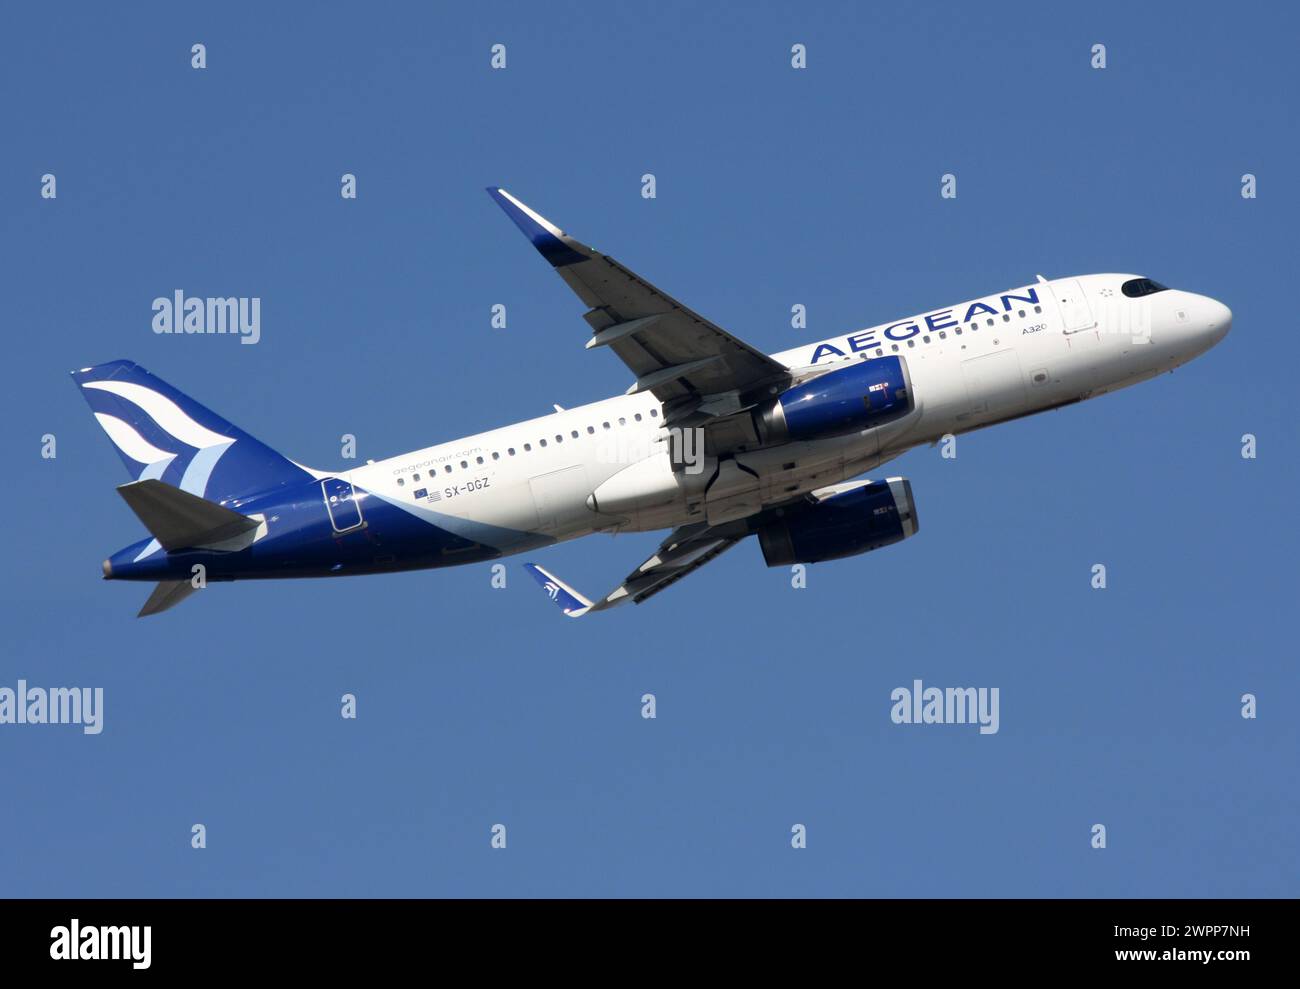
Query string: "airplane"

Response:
xmin=73 ymin=187 xmax=1231 ymax=617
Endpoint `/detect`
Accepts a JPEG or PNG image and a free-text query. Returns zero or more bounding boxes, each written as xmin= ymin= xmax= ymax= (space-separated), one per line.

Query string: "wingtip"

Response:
xmin=486 ymin=188 xmax=590 ymax=268
xmin=523 ymin=562 xmax=594 ymax=617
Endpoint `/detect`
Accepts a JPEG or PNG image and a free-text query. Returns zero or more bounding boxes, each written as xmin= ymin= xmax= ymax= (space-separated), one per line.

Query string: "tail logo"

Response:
xmin=81 ymin=380 xmax=235 ymax=499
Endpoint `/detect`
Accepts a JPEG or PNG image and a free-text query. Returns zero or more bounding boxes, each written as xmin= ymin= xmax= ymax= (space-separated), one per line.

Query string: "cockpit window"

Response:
xmin=1121 ymin=277 xmax=1169 ymax=298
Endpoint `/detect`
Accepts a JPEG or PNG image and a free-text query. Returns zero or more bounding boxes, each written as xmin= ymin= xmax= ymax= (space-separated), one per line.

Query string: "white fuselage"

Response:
xmin=346 ymin=273 xmax=1230 ymax=554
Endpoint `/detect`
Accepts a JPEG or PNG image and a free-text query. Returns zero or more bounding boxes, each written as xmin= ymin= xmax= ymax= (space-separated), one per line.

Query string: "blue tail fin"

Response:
xmin=71 ymin=360 xmax=314 ymax=505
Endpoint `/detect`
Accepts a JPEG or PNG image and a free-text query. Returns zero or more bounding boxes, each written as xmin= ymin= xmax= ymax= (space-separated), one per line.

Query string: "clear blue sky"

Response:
xmin=1 ymin=0 xmax=1295 ymax=896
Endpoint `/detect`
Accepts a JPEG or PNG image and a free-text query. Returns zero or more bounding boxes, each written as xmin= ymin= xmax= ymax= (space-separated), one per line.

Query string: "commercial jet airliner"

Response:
xmin=74 ymin=189 xmax=1231 ymax=616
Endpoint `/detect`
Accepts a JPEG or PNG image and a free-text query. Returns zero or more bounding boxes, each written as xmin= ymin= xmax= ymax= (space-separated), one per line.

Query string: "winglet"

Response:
xmin=486 ymin=188 xmax=592 ymax=268
xmin=523 ymin=562 xmax=594 ymax=617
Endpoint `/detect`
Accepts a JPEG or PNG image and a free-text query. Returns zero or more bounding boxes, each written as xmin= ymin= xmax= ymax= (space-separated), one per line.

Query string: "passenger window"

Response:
xmin=539 ymin=439 xmax=547 ymax=447
xmin=923 ymin=335 xmax=930 ymax=344
xmin=460 ymin=460 xmax=468 ymax=468
xmin=492 ymin=452 xmax=499 ymax=460
xmin=476 ymin=456 xmax=484 ymax=464
xmin=523 ymin=444 xmax=531 ymax=452
xmin=649 ymin=409 xmax=658 ymax=418
xmin=634 ymin=413 xmax=642 ymax=422
xmin=587 ymin=426 xmax=595 ymax=434
xmin=907 ymin=339 xmax=916 ymax=348
xmin=508 ymin=448 xmax=515 ymax=456
xmin=602 ymin=422 xmax=610 ymax=430
xmin=571 ymin=430 xmax=579 ymax=438
xmin=413 ymin=473 xmax=420 ymax=481
xmin=397 ymin=477 xmax=405 ymax=486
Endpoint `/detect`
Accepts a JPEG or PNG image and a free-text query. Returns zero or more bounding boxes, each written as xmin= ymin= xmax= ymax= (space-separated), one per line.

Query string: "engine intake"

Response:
xmin=757 ymin=477 xmax=919 ymax=566
xmin=755 ymin=355 xmax=912 ymax=444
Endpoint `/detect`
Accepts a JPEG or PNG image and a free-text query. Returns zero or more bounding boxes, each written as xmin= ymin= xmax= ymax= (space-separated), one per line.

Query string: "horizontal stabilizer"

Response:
xmin=138 ymin=580 xmax=198 ymax=617
xmin=116 ymin=479 xmax=259 ymax=552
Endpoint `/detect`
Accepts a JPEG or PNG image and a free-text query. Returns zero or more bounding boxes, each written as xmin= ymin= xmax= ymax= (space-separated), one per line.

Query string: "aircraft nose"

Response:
xmin=1160 ymin=292 xmax=1229 ymax=357
xmin=1205 ymin=297 xmax=1232 ymax=344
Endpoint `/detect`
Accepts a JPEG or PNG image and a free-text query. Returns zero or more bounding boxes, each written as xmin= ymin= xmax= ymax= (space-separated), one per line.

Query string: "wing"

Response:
xmin=488 ymin=188 xmax=791 ymax=423
xmin=523 ymin=521 xmax=748 ymax=617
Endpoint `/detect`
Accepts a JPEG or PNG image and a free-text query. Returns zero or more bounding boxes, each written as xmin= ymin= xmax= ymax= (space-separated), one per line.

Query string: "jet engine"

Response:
xmin=754 ymin=355 xmax=913 ymax=444
xmin=756 ymin=477 xmax=919 ymax=566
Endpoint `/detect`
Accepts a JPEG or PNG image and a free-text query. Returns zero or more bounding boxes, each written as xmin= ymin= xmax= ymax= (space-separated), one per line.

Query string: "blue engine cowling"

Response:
xmin=756 ymin=477 xmax=919 ymax=566
xmin=755 ymin=355 xmax=912 ymax=444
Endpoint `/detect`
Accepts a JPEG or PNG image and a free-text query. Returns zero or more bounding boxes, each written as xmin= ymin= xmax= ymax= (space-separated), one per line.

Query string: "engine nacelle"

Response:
xmin=756 ymin=477 xmax=919 ymax=566
xmin=755 ymin=356 xmax=912 ymax=444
